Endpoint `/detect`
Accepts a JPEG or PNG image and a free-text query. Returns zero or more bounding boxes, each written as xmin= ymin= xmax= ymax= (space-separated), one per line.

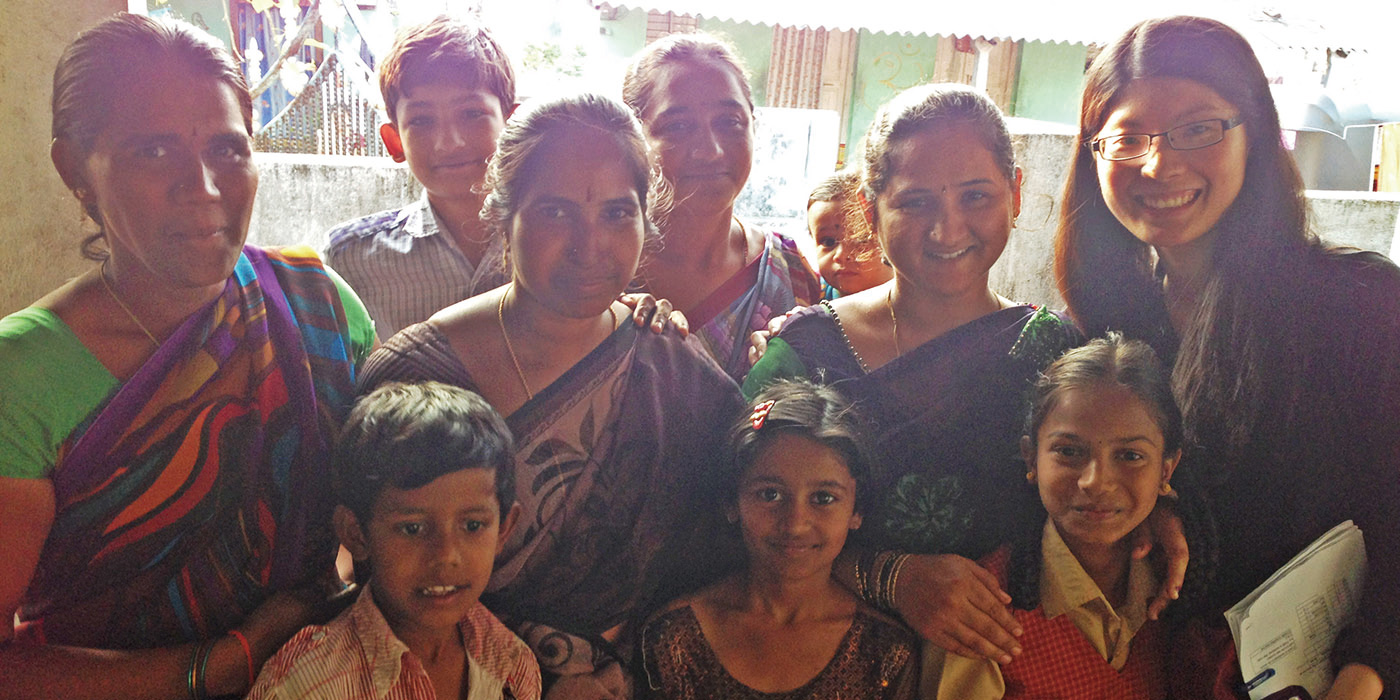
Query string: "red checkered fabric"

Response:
xmin=983 ymin=547 xmax=1167 ymax=700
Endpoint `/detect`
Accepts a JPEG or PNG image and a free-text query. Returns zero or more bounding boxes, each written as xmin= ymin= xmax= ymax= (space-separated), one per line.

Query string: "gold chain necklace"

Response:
xmin=498 ymin=287 xmax=534 ymax=400
xmin=886 ymin=286 xmax=902 ymax=358
xmin=497 ymin=286 xmax=619 ymax=403
xmin=99 ymin=260 xmax=160 ymax=349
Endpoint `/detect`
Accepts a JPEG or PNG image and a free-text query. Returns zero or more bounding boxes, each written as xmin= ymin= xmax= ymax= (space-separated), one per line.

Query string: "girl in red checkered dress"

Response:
xmin=926 ymin=334 xmax=1182 ymax=699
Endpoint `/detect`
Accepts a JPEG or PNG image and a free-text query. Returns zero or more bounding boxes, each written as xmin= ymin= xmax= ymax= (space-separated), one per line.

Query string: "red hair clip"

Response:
xmin=750 ymin=400 xmax=777 ymax=430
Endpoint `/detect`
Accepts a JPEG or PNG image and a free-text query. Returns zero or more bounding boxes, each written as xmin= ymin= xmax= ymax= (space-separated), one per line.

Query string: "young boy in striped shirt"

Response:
xmin=248 ymin=382 xmax=538 ymax=700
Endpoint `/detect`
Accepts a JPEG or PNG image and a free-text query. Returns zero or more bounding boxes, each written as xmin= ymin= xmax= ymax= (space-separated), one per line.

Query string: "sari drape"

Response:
xmin=358 ymin=322 xmax=744 ymax=668
xmin=19 ymin=247 xmax=358 ymax=648
xmin=688 ymin=232 xmax=820 ymax=381
xmin=752 ymin=304 xmax=1081 ymax=560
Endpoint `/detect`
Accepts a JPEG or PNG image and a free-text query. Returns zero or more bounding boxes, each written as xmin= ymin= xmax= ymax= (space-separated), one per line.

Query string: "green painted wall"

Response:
xmin=845 ymin=31 xmax=941 ymax=150
xmin=1011 ymin=41 xmax=1087 ymax=125
xmin=697 ymin=18 xmax=773 ymax=107
xmin=598 ymin=6 xmax=648 ymax=66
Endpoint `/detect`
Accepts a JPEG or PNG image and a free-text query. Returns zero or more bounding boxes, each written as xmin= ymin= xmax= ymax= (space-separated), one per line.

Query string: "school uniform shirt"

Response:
xmin=324 ymin=194 xmax=509 ymax=339
xmin=247 ymin=586 xmax=541 ymax=700
xmin=925 ymin=521 xmax=1160 ymax=699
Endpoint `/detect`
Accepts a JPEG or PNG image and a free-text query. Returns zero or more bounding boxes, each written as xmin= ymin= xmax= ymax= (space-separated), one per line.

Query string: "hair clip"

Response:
xmin=750 ymin=400 xmax=777 ymax=431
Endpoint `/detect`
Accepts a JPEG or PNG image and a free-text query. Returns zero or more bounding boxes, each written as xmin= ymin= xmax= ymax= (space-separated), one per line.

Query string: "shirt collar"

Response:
xmin=1039 ymin=520 xmax=1154 ymax=636
xmin=393 ymin=192 xmax=438 ymax=240
xmin=347 ymin=586 xmax=414 ymax=700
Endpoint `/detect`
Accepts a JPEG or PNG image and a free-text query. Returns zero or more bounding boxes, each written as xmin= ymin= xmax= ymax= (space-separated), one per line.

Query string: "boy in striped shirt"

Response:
xmin=248 ymin=382 xmax=539 ymax=700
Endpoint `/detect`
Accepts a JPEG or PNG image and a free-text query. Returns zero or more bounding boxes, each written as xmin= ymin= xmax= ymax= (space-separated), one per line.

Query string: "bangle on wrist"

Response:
xmin=187 ymin=639 xmax=215 ymax=700
xmin=228 ymin=630 xmax=256 ymax=689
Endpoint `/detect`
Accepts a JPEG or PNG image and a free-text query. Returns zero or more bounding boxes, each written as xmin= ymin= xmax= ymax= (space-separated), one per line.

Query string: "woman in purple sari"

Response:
xmin=358 ymin=93 xmax=744 ymax=698
xmin=0 ymin=15 xmax=374 ymax=700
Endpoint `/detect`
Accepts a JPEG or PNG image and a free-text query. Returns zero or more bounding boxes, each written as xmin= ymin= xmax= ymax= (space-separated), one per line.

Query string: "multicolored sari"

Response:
xmin=18 ymin=247 xmax=359 ymax=649
xmin=359 ymin=321 xmax=744 ymax=681
xmin=687 ymin=231 xmax=821 ymax=381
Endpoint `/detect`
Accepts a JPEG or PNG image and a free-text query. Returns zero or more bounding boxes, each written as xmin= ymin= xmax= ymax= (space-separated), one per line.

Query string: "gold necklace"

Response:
xmin=99 ymin=260 xmax=160 ymax=349
xmin=498 ymin=287 xmax=534 ymax=400
xmin=497 ymin=286 xmax=620 ymax=403
xmin=886 ymin=286 xmax=902 ymax=358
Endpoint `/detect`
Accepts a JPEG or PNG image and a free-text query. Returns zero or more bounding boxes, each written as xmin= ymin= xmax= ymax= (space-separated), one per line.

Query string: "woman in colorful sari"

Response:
xmin=357 ymin=93 xmax=745 ymax=699
xmin=621 ymin=33 xmax=822 ymax=381
xmin=745 ymin=85 xmax=1195 ymax=668
xmin=0 ymin=14 xmax=375 ymax=700
xmin=1056 ymin=17 xmax=1400 ymax=699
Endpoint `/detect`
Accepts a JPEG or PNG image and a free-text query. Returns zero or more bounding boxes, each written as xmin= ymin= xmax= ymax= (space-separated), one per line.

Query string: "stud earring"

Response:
xmin=74 ymin=188 xmax=89 ymax=200
xmin=1160 ymin=482 xmax=1175 ymax=497
xmin=1025 ymin=471 xmax=1035 ymax=483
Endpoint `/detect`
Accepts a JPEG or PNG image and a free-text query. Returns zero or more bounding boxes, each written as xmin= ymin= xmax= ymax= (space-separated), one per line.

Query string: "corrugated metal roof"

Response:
xmin=614 ymin=0 xmax=1391 ymax=53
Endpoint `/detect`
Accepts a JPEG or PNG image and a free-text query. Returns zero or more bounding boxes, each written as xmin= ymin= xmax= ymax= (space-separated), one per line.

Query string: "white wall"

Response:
xmin=0 ymin=0 xmax=125 ymax=315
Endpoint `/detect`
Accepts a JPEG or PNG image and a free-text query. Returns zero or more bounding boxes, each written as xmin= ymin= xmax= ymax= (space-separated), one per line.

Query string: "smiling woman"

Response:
xmin=623 ymin=34 xmax=821 ymax=379
xmin=356 ymin=92 xmax=745 ymax=697
xmin=743 ymin=83 xmax=1085 ymax=668
xmin=0 ymin=13 xmax=375 ymax=700
xmin=1055 ymin=16 xmax=1400 ymax=699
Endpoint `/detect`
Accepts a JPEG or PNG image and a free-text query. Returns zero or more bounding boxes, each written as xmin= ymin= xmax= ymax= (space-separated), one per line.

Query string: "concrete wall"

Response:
xmin=244 ymin=141 xmax=1400 ymax=315
xmin=0 ymin=0 xmax=125 ymax=316
xmin=248 ymin=153 xmax=419 ymax=250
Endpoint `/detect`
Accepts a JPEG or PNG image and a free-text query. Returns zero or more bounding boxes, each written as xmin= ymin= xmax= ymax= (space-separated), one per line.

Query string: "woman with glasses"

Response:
xmin=1056 ymin=16 xmax=1400 ymax=699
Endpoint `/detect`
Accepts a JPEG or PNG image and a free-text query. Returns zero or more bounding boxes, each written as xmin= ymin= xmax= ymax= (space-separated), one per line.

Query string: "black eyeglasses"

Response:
xmin=1091 ymin=117 xmax=1244 ymax=161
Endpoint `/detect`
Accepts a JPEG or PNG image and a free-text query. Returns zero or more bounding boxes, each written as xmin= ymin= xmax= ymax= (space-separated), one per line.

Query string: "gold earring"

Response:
xmin=1025 ymin=471 xmax=1035 ymax=483
xmin=1160 ymin=482 xmax=1175 ymax=497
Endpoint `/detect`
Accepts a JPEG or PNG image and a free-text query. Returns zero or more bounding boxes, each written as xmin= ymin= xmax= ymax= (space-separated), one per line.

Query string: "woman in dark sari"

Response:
xmin=357 ymin=93 xmax=744 ymax=698
xmin=744 ymin=84 xmax=1093 ymax=664
xmin=0 ymin=14 xmax=374 ymax=699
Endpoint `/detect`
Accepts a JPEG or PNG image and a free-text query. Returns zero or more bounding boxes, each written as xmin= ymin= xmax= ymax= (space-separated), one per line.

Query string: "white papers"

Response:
xmin=1226 ymin=520 xmax=1367 ymax=700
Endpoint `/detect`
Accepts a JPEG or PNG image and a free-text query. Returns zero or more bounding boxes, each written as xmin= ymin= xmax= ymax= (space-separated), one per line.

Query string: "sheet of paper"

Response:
xmin=1226 ymin=521 xmax=1367 ymax=700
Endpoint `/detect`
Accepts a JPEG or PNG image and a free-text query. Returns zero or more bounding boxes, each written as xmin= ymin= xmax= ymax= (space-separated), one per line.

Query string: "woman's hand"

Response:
xmin=1131 ymin=500 xmax=1188 ymax=620
xmin=893 ymin=554 xmax=1023 ymax=664
xmin=207 ymin=585 xmax=338 ymax=697
xmin=617 ymin=294 xmax=688 ymax=337
xmin=746 ymin=306 xmax=801 ymax=366
xmin=1320 ymin=664 xmax=1383 ymax=700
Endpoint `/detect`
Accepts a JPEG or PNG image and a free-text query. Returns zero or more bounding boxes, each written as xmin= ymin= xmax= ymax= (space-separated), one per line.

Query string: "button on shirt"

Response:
xmin=247 ymin=586 xmax=541 ymax=700
xmin=325 ymin=195 xmax=508 ymax=339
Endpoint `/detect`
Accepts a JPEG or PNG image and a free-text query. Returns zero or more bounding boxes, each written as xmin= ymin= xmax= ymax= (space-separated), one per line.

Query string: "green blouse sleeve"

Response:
xmin=0 ymin=308 xmax=118 ymax=479
xmin=740 ymin=336 xmax=809 ymax=401
xmin=325 ymin=264 xmax=377 ymax=366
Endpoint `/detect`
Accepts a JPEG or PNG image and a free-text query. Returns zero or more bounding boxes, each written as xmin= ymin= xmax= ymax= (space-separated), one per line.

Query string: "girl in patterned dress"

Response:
xmin=641 ymin=380 xmax=917 ymax=700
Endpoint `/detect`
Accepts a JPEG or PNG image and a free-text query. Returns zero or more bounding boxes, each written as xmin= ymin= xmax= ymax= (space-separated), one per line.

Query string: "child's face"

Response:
xmin=809 ymin=198 xmax=892 ymax=296
xmin=390 ymin=81 xmax=506 ymax=207
xmin=1028 ymin=382 xmax=1179 ymax=558
xmin=335 ymin=468 xmax=518 ymax=641
xmin=733 ymin=433 xmax=862 ymax=582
